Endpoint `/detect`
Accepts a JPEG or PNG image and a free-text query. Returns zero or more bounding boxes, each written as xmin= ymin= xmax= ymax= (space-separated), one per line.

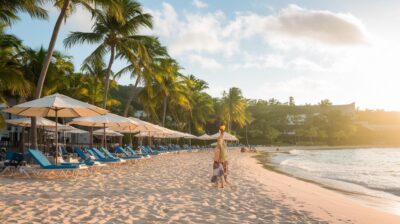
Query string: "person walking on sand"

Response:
xmin=214 ymin=124 xmax=229 ymax=183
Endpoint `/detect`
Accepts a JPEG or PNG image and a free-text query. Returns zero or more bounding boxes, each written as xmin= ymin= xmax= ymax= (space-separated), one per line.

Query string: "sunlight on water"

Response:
xmin=266 ymin=148 xmax=400 ymax=215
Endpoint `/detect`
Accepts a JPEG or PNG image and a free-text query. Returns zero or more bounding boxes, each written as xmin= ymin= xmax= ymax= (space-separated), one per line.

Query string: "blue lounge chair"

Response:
xmin=126 ymin=146 xmax=147 ymax=157
xmin=140 ymin=146 xmax=159 ymax=155
xmin=115 ymin=146 xmax=141 ymax=159
xmin=0 ymin=151 xmax=29 ymax=177
xmin=60 ymin=146 xmax=68 ymax=155
xmin=28 ymin=149 xmax=87 ymax=177
xmin=99 ymin=147 xmax=121 ymax=160
xmin=28 ymin=149 xmax=82 ymax=169
xmin=74 ymin=147 xmax=97 ymax=166
xmin=89 ymin=148 xmax=124 ymax=163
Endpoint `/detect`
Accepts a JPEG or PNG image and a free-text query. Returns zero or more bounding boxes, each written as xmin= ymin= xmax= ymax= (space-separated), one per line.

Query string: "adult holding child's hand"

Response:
xmin=213 ymin=124 xmax=229 ymax=183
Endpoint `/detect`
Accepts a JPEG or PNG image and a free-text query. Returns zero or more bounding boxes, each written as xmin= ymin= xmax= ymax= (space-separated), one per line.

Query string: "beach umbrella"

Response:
xmin=110 ymin=118 xmax=158 ymax=132
xmin=64 ymin=127 xmax=88 ymax=134
xmin=4 ymin=93 xmax=107 ymax=117
xmin=209 ymin=132 xmax=238 ymax=141
xmin=68 ymin=113 xmax=138 ymax=147
xmin=6 ymin=117 xmax=67 ymax=149
xmin=93 ymin=128 xmax=123 ymax=137
xmin=183 ymin=133 xmax=198 ymax=139
xmin=3 ymin=93 xmax=108 ymax=163
xmin=198 ymin=134 xmax=212 ymax=140
xmin=6 ymin=117 xmax=64 ymax=128
xmin=64 ymin=127 xmax=88 ymax=146
xmin=110 ymin=117 xmax=162 ymax=145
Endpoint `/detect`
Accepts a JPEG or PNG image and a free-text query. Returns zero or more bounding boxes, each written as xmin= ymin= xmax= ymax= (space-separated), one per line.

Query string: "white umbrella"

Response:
xmin=129 ymin=117 xmax=162 ymax=132
xmin=64 ymin=127 xmax=88 ymax=134
xmin=209 ymin=132 xmax=239 ymax=141
xmin=6 ymin=117 xmax=64 ymax=128
xmin=94 ymin=128 xmax=123 ymax=137
xmin=64 ymin=127 xmax=88 ymax=146
xmin=68 ymin=113 xmax=138 ymax=147
xmin=198 ymin=134 xmax=212 ymax=140
xmin=110 ymin=117 xmax=162 ymax=144
xmin=4 ymin=93 xmax=107 ymax=117
xmin=183 ymin=133 xmax=198 ymax=139
xmin=3 ymin=93 xmax=108 ymax=163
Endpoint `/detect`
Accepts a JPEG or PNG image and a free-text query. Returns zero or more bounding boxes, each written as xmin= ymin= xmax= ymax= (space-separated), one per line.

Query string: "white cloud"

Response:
xmin=169 ymin=12 xmax=238 ymax=56
xmin=188 ymin=54 xmax=222 ymax=69
xmin=145 ymin=3 xmax=181 ymax=37
xmin=267 ymin=5 xmax=366 ymax=45
xmin=192 ymin=0 xmax=208 ymax=8
xmin=233 ymin=53 xmax=326 ymax=72
xmin=233 ymin=54 xmax=285 ymax=69
xmin=224 ymin=5 xmax=368 ymax=49
xmin=149 ymin=4 xmax=367 ymax=58
xmin=257 ymin=77 xmax=335 ymax=103
xmin=148 ymin=5 xmax=237 ymax=56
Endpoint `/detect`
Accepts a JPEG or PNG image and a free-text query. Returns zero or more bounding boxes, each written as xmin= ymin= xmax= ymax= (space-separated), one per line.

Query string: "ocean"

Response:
xmin=261 ymin=148 xmax=400 ymax=215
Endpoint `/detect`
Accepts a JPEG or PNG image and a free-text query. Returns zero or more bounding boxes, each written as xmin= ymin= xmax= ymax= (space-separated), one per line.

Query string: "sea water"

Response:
xmin=264 ymin=148 xmax=400 ymax=214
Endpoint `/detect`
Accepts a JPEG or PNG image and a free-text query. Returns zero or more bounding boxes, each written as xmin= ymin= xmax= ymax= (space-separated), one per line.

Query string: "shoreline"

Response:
xmin=260 ymin=145 xmax=400 ymax=152
xmin=256 ymin=147 xmax=400 ymax=216
xmin=243 ymin=150 xmax=400 ymax=223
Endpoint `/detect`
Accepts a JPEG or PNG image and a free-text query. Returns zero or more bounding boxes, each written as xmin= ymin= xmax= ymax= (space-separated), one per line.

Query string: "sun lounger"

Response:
xmin=28 ymin=149 xmax=87 ymax=177
xmin=74 ymin=147 xmax=106 ymax=168
xmin=140 ymin=146 xmax=159 ymax=155
xmin=99 ymin=147 xmax=123 ymax=160
xmin=0 ymin=151 xmax=30 ymax=177
xmin=115 ymin=146 xmax=141 ymax=159
xmin=90 ymin=148 xmax=125 ymax=163
xmin=126 ymin=146 xmax=147 ymax=157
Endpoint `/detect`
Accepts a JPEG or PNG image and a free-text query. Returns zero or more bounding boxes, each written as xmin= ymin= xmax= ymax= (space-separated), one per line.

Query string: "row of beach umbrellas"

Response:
xmin=3 ymin=93 xmax=239 ymax=163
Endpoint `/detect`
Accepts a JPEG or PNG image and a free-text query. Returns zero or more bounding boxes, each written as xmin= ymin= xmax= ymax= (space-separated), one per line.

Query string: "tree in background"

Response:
xmin=0 ymin=0 xmax=47 ymax=26
xmin=0 ymin=25 xmax=31 ymax=103
xmin=116 ymin=37 xmax=169 ymax=117
xmin=220 ymin=87 xmax=248 ymax=131
xmin=64 ymin=0 xmax=152 ymax=109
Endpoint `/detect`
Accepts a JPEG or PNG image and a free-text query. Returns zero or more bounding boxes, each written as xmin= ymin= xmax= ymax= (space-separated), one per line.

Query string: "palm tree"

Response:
xmin=190 ymin=92 xmax=215 ymax=134
xmin=180 ymin=75 xmax=213 ymax=134
xmin=19 ymin=47 xmax=74 ymax=98
xmin=64 ymin=0 xmax=152 ymax=109
xmin=137 ymin=59 xmax=191 ymax=126
xmin=116 ymin=37 xmax=169 ymax=117
xmin=221 ymin=87 xmax=248 ymax=131
xmin=0 ymin=0 xmax=47 ymax=25
xmin=0 ymin=25 xmax=31 ymax=102
xmin=31 ymin=0 xmax=121 ymax=149
xmin=80 ymin=61 xmax=107 ymax=106
xmin=156 ymin=60 xmax=190 ymax=127
xmin=36 ymin=0 xmax=122 ymax=100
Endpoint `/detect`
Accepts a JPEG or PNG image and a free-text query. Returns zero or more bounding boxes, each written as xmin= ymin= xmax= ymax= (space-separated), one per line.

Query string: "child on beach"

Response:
xmin=211 ymin=161 xmax=225 ymax=188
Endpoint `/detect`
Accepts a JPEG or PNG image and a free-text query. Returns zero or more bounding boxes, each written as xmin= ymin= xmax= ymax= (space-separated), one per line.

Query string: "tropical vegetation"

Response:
xmin=0 ymin=0 xmax=396 ymax=147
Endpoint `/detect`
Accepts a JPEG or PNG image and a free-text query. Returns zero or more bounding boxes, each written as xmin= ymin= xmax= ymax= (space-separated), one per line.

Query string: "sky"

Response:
xmin=9 ymin=0 xmax=400 ymax=111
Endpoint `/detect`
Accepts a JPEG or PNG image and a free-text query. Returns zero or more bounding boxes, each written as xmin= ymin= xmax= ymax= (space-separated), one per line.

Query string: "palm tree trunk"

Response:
xmin=123 ymin=75 xmax=140 ymax=117
xmin=31 ymin=0 xmax=71 ymax=149
xmin=245 ymin=123 xmax=249 ymax=146
xmin=102 ymin=45 xmax=116 ymax=109
xmin=162 ymin=96 xmax=168 ymax=127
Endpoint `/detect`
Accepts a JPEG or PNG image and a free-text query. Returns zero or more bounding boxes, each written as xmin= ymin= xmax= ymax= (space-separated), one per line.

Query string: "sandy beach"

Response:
xmin=1 ymin=149 xmax=399 ymax=224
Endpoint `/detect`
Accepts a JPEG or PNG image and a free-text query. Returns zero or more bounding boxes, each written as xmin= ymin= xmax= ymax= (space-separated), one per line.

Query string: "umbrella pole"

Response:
xmin=103 ymin=123 xmax=106 ymax=148
xmin=55 ymin=109 xmax=58 ymax=164
xmin=89 ymin=127 xmax=93 ymax=148
xmin=63 ymin=118 xmax=66 ymax=149
xmin=129 ymin=127 xmax=132 ymax=147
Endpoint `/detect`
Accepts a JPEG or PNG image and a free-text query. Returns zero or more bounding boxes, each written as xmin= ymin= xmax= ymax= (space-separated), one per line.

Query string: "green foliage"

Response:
xmin=0 ymin=0 xmax=48 ymax=25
